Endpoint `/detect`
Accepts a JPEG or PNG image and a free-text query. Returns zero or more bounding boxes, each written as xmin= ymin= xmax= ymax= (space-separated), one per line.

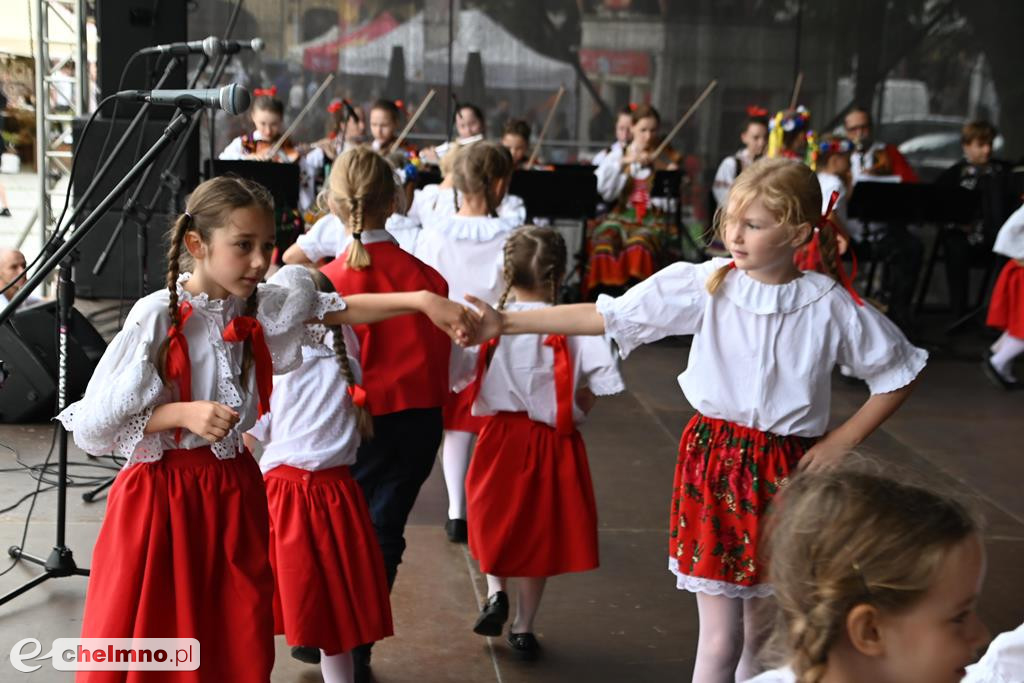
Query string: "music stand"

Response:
xmin=207 ymin=160 xmax=302 ymax=256
xmin=510 ymin=166 xmax=599 ymax=222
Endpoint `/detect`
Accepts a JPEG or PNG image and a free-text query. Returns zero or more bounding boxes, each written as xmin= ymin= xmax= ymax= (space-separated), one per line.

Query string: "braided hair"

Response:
xmin=324 ymin=147 xmax=397 ymax=270
xmin=452 ymin=140 xmax=513 ymax=218
xmin=496 ymin=225 xmax=567 ymax=310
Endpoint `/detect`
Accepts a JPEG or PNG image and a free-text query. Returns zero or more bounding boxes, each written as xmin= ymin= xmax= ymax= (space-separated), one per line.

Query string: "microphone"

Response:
xmin=115 ymin=84 xmax=251 ymax=115
xmin=139 ymin=36 xmax=264 ymax=57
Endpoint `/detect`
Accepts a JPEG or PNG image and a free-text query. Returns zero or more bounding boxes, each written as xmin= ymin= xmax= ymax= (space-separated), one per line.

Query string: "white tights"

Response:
xmin=320 ymin=650 xmax=354 ymax=683
xmin=691 ymin=594 xmax=768 ymax=683
xmin=485 ymin=575 xmax=548 ymax=633
xmin=991 ymin=331 xmax=1024 ymax=381
xmin=442 ymin=430 xmax=475 ymax=520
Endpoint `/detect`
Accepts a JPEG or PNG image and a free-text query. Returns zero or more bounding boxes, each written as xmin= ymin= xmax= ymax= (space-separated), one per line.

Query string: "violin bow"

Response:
xmin=651 ymin=79 xmax=718 ymax=160
xmin=389 ymin=89 xmax=437 ymax=154
xmin=527 ymin=85 xmax=566 ymax=168
xmin=266 ymin=73 xmax=336 ymax=160
xmin=788 ymin=72 xmax=804 ymax=112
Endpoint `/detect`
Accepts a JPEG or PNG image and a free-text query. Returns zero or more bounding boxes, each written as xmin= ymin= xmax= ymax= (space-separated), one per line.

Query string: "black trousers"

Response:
xmin=350 ymin=406 xmax=443 ymax=590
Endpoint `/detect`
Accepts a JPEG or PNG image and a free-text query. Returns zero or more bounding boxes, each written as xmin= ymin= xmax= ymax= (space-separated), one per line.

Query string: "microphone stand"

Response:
xmin=91 ymin=51 xmax=213 ymax=291
xmin=0 ymin=109 xmax=196 ymax=607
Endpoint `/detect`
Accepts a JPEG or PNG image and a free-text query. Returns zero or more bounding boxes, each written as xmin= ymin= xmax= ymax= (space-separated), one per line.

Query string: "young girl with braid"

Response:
xmin=319 ymin=148 xmax=453 ymax=678
xmin=464 ymin=158 xmax=927 ymax=682
xmin=465 ymin=226 xmax=624 ymax=659
xmin=56 ymin=175 xmax=473 ymax=683
xmin=748 ymin=463 xmax=989 ymax=683
xmin=245 ymin=267 xmax=393 ymax=683
xmin=414 ymin=140 xmax=523 ymax=543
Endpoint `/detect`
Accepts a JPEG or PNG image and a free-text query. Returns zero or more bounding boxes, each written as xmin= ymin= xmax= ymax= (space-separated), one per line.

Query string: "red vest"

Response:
xmin=321 ymin=241 xmax=451 ymax=416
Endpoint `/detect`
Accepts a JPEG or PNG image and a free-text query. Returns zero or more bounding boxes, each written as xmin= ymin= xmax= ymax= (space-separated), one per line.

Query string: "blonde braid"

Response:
xmin=789 ymin=603 xmax=839 ymax=683
xmin=239 ymin=290 xmax=258 ymax=394
xmin=345 ymin=196 xmax=372 ymax=270
xmin=496 ymin=238 xmax=515 ymax=311
xmin=815 ymin=222 xmax=842 ymax=283
xmin=156 ymin=213 xmax=189 ymax=384
xmin=331 ymin=325 xmax=374 ymax=439
xmin=705 ymin=263 xmax=734 ymax=294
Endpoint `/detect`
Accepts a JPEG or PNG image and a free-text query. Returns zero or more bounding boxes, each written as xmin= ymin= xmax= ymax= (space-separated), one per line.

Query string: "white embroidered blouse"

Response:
xmin=56 ymin=266 xmax=346 ymax=466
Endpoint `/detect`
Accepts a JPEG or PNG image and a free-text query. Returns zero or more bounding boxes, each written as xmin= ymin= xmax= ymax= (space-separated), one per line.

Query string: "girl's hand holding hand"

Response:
xmin=422 ymin=292 xmax=478 ymax=345
xmin=463 ymin=295 xmax=502 ymax=346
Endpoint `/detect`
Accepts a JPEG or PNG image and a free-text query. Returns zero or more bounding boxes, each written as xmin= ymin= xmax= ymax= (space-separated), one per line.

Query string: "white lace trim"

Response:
xmin=421 ymin=213 xmax=520 ymax=241
xmin=262 ymin=265 xmax=347 ymax=375
xmin=668 ymin=557 xmax=774 ymax=599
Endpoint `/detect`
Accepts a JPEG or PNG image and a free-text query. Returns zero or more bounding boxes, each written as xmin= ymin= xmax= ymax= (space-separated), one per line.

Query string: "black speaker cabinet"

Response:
xmin=96 ymin=0 xmax=188 ymax=119
xmin=0 ymin=301 xmax=107 ymax=423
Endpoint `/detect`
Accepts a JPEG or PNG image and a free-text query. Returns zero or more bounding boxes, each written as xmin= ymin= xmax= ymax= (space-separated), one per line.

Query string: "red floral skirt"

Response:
xmin=668 ymin=414 xmax=814 ymax=597
xmin=467 ymin=412 xmax=599 ymax=577
xmin=585 ymin=208 xmax=668 ymax=293
xmin=987 ymin=260 xmax=1024 ymax=338
xmin=78 ymin=447 xmax=275 ymax=683
xmin=264 ymin=465 xmax=393 ymax=655
xmin=443 ymin=381 xmax=485 ymax=433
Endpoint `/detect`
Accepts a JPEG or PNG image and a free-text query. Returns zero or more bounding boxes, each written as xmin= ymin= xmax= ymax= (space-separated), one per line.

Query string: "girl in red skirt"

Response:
xmin=245 ymin=267 xmax=393 ymax=683
xmin=985 ymin=203 xmax=1024 ymax=389
xmin=465 ymin=226 xmax=624 ymax=659
xmin=463 ymin=158 xmax=927 ymax=681
xmin=56 ymin=176 xmax=473 ymax=683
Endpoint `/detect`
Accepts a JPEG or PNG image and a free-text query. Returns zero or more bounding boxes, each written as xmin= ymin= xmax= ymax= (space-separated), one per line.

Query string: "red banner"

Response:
xmin=579 ymin=48 xmax=651 ymax=78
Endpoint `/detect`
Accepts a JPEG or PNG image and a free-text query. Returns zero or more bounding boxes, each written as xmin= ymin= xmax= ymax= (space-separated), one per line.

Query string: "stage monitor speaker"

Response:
xmin=72 ymin=117 xmax=199 ymax=214
xmin=70 ymin=209 xmax=172 ymax=300
xmin=0 ymin=301 xmax=107 ymax=423
xmin=96 ymin=0 xmax=188 ymax=119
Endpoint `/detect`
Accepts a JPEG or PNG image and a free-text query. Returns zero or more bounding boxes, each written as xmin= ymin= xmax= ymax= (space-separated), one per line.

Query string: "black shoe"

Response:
xmin=983 ymin=358 xmax=1019 ymax=391
xmin=472 ymin=591 xmax=509 ymax=636
xmin=290 ymin=645 xmax=320 ymax=664
xmin=0 ymin=207 xmax=10 ymax=217
xmin=445 ymin=518 xmax=467 ymax=543
xmin=507 ymin=631 xmax=541 ymax=660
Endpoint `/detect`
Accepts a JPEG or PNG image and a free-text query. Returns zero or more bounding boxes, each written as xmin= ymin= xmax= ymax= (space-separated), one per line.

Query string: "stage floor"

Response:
xmin=0 ymin=338 xmax=1020 ymax=682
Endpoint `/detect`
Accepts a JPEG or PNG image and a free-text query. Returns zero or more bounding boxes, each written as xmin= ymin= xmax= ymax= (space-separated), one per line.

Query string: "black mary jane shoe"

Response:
xmin=507 ymin=631 xmax=541 ymax=660
xmin=445 ymin=518 xmax=468 ymax=543
xmin=472 ymin=590 xmax=509 ymax=636
xmin=983 ymin=358 xmax=1020 ymax=391
xmin=290 ymin=645 xmax=321 ymax=664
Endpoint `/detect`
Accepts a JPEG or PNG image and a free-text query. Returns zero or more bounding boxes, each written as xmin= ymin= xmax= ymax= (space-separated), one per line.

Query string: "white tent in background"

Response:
xmin=336 ymin=9 xmax=575 ymax=92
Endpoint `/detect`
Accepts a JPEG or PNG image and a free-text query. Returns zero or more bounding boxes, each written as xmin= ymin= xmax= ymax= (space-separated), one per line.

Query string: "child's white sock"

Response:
xmin=990 ymin=334 xmax=1024 ymax=381
xmin=442 ymin=430 xmax=474 ymax=520
xmin=320 ymin=650 xmax=354 ymax=683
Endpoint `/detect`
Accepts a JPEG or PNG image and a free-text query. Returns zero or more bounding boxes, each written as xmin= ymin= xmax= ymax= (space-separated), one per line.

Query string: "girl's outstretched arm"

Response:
xmin=464 ymin=295 xmax=606 ymax=345
xmin=800 ymin=380 xmax=917 ymax=471
xmin=319 ymin=291 xmax=477 ymax=342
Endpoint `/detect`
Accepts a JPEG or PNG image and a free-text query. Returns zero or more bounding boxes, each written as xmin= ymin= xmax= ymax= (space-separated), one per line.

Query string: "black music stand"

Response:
xmin=207 ymin=160 xmax=302 ymax=257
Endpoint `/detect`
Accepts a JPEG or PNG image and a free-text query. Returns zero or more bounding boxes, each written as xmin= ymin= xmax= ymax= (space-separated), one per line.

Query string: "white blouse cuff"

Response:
xmin=595 ymin=294 xmax=638 ymax=359
xmin=587 ymin=375 xmax=626 ymax=397
xmin=864 ymin=346 xmax=928 ymax=396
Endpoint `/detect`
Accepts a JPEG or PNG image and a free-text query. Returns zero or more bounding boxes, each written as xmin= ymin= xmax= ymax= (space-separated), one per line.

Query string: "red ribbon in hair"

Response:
xmin=222 ymin=316 xmax=274 ymax=416
xmin=799 ymin=190 xmax=863 ymax=305
xmin=394 ymin=99 xmax=405 ymax=110
xmin=165 ymin=302 xmax=194 ymax=444
xmin=543 ymin=335 xmax=575 ymax=436
xmin=327 ymin=99 xmax=343 ymax=113
xmin=253 ymin=86 xmax=277 ymax=97
xmin=347 ymin=383 xmax=367 ymax=407
xmin=628 ymin=102 xmax=638 ymax=112
xmin=746 ymin=104 xmax=769 ymax=117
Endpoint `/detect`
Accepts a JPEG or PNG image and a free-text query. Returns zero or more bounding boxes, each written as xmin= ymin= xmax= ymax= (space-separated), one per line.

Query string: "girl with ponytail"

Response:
xmin=56 ymin=175 xmax=474 ymax=683
xmin=465 ymin=226 xmax=624 ymax=660
xmin=413 ymin=140 xmax=523 ymax=544
xmin=462 ymin=156 xmax=927 ymax=681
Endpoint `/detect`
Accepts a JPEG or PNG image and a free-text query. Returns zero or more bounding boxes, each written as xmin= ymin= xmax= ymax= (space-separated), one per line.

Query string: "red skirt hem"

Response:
xmin=265 ymin=464 xmax=393 ymax=655
xmin=77 ymin=447 xmax=275 ymax=683
xmin=669 ymin=414 xmax=813 ymax=589
xmin=987 ymin=260 xmax=1024 ymax=338
xmin=467 ymin=412 xmax=598 ymax=577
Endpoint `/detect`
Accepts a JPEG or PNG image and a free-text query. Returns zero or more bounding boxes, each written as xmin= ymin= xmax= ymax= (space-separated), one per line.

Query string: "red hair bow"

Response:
xmin=327 ymin=99 xmax=342 ymax=113
xmin=394 ymin=99 xmax=405 ymax=110
xmin=747 ymin=105 xmax=769 ymax=117
xmin=253 ymin=86 xmax=277 ymax=97
xmin=801 ymin=190 xmax=864 ymax=306
xmin=628 ymin=102 xmax=638 ymax=112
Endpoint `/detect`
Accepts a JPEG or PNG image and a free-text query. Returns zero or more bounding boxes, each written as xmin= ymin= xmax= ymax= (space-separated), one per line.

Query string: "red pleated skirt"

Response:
xmin=466 ymin=412 xmax=599 ymax=577
xmin=987 ymin=260 xmax=1024 ymax=338
xmin=264 ymin=464 xmax=393 ymax=655
xmin=442 ymin=381 xmax=485 ymax=433
xmin=77 ymin=447 xmax=275 ymax=683
xmin=669 ymin=414 xmax=813 ymax=594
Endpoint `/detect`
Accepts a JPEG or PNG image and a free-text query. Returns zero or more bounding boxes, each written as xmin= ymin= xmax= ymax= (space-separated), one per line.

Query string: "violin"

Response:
xmin=241 ymin=133 xmax=301 ymax=163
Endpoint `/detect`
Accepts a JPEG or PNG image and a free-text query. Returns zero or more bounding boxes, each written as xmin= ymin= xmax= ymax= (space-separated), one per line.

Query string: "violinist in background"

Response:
xmin=219 ymin=88 xmax=300 ymax=163
xmin=418 ymin=102 xmax=487 ymax=166
xmin=298 ymin=99 xmax=367 ymax=223
xmin=500 ymin=119 xmax=533 ymax=170
xmin=589 ymin=104 xmax=682 ymax=295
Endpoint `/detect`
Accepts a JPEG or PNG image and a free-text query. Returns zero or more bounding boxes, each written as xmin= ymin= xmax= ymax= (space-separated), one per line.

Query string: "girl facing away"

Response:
xmin=57 ymin=175 xmax=473 ymax=683
xmin=462 ymin=157 xmax=928 ymax=682
xmin=749 ymin=462 xmax=989 ymax=683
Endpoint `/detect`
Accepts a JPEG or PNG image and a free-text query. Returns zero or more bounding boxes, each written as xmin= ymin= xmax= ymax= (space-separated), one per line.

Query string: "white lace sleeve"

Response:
xmin=261 ymin=265 xmax=347 ymax=374
xmin=55 ymin=296 xmax=170 ymax=459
